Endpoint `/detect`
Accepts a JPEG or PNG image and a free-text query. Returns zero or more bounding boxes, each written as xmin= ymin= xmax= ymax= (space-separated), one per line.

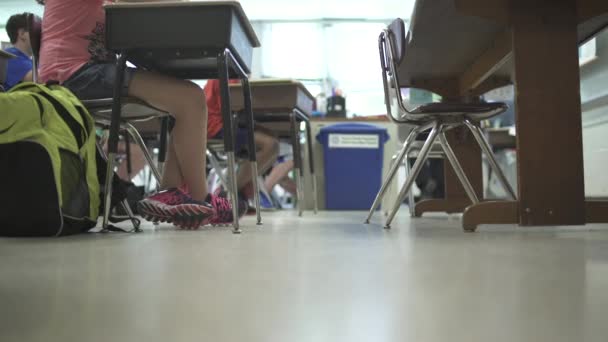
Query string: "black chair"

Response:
xmin=365 ymin=18 xmax=517 ymax=229
xmin=27 ymin=13 xmax=169 ymax=230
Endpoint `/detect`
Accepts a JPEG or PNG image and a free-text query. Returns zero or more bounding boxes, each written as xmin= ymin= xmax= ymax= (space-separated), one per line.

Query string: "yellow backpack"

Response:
xmin=0 ymin=83 xmax=99 ymax=236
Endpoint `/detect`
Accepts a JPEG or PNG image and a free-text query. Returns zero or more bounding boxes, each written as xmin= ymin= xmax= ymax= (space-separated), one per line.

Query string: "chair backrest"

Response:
xmin=26 ymin=13 xmax=43 ymax=83
xmin=388 ymin=18 xmax=406 ymax=66
xmin=379 ymin=18 xmax=414 ymax=123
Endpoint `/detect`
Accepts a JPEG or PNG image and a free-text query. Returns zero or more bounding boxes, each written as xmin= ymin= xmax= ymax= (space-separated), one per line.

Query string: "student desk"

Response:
xmin=104 ymin=1 xmax=260 ymax=233
xmin=229 ymin=79 xmax=318 ymax=216
xmin=399 ymin=0 xmax=608 ymax=230
xmin=0 ymin=50 xmax=16 ymax=90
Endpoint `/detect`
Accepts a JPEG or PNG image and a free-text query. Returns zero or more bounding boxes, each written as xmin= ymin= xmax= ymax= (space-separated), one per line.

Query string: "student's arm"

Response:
xmin=5 ymin=55 xmax=33 ymax=88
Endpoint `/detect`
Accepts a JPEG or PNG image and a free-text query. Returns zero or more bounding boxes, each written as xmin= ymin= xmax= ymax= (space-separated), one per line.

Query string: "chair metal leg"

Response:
xmin=251 ymin=161 xmax=262 ymax=225
xmin=102 ymin=153 xmax=116 ymax=230
xmin=383 ymin=152 xmax=399 ymax=217
xmin=312 ymin=175 xmax=319 ymax=214
xmin=365 ymin=125 xmax=422 ymax=223
xmin=385 ymin=122 xmax=440 ymax=229
xmin=405 ymin=153 xmax=417 ymax=217
xmin=124 ymin=122 xmax=162 ymax=185
xmin=206 ymin=149 xmax=230 ymax=192
xmin=120 ymin=199 xmax=141 ymax=232
xmin=464 ymin=120 xmax=517 ymax=200
xmin=226 ymin=152 xmax=241 ymax=233
xmin=437 ymin=129 xmax=480 ymax=204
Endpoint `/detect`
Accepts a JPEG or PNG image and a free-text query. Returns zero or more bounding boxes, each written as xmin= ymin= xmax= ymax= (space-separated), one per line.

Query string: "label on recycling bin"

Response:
xmin=328 ymin=134 xmax=379 ymax=149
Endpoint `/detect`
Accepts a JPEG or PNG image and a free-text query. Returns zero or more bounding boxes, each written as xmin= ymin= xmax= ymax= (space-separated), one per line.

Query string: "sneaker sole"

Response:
xmin=138 ymin=201 xmax=214 ymax=230
xmin=138 ymin=201 xmax=173 ymax=223
xmin=167 ymin=204 xmax=214 ymax=230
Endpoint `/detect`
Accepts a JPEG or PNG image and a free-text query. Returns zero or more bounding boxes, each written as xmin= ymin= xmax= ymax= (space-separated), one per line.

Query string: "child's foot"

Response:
xmin=138 ymin=188 xmax=215 ymax=229
xmin=206 ymin=188 xmax=248 ymax=226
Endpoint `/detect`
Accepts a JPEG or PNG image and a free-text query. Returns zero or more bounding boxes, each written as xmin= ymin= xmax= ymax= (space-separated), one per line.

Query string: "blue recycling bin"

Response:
xmin=317 ymin=123 xmax=389 ymax=210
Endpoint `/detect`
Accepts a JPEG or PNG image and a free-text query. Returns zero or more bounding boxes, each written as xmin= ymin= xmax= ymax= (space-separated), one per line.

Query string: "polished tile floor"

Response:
xmin=1 ymin=211 xmax=608 ymax=342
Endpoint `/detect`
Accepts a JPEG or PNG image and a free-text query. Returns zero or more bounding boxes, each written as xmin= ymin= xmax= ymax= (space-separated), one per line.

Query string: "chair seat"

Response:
xmin=82 ymin=97 xmax=168 ymax=121
xmin=410 ymin=102 xmax=507 ymax=121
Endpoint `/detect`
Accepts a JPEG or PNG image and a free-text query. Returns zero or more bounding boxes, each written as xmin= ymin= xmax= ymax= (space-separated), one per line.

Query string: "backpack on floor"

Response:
xmin=0 ymin=82 xmax=100 ymax=236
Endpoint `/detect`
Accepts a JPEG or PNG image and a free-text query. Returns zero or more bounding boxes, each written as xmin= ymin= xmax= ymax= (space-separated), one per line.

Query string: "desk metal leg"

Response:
xmin=158 ymin=116 xmax=169 ymax=180
xmin=102 ymin=53 xmax=128 ymax=231
xmin=291 ymin=111 xmax=303 ymax=217
xmin=124 ymin=132 xmax=132 ymax=179
xmin=304 ymin=119 xmax=318 ymax=214
xmin=241 ymin=77 xmax=262 ymax=225
xmin=218 ymin=50 xmax=241 ymax=234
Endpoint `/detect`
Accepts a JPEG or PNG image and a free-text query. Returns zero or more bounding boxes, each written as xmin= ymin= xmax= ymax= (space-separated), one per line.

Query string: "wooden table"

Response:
xmin=104 ymin=1 xmax=261 ymax=233
xmin=399 ymin=0 xmax=608 ymax=230
xmin=229 ymin=79 xmax=318 ymax=215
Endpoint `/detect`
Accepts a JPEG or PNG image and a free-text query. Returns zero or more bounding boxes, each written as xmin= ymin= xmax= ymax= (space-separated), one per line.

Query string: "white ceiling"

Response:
xmin=0 ymin=0 xmax=415 ymax=25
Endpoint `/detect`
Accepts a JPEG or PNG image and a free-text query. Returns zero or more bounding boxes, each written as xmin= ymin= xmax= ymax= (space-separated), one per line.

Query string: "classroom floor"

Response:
xmin=1 ymin=210 xmax=608 ymax=342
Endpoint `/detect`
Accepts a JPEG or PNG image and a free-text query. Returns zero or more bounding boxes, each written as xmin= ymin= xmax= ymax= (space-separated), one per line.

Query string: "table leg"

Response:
xmin=460 ymin=0 xmax=608 ymax=230
xmin=102 ymin=53 xmax=128 ymax=231
xmin=218 ymin=50 xmax=241 ymax=234
xmin=290 ymin=111 xmax=303 ymax=217
xmin=241 ymin=77 xmax=262 ymax=225
xmin=158 ymin=116 xmax=169 ymax=182
xmin=304 ymin=119 xmax=318 ymax=214
xmin=510 ymin=0 xmax=585 ymax=226
xmin=586 ymin=200 xmax=608 ymax=223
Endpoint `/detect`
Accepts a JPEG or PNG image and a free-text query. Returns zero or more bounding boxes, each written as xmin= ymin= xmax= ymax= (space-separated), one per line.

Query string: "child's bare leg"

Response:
xmin=237 ymin=131 xmax=279 ymax=190
xmin=278 ymin=177 xmax=298 ymax=196
xmin=127 ymin=71 xmax=208 ymax=201
xmin=264 ymin=159 xmax=294 ymax=193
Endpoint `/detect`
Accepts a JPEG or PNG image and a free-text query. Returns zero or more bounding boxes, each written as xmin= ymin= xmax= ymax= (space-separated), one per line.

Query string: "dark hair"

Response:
xmin=6 ymin=13 xmax=30 ymax=44
xmin=36 ymin=0 xmax=45 ymax=4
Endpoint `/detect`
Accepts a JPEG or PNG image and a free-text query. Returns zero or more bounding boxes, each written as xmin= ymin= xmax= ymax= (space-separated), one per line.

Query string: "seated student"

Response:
xmin=3 ymin=11 xmax=146 ymax=181
xmin=2 ymin=13 xmax=34 ymax=91
xmin=262 ymin=158 xmax=297 ymax=208
xmin=36 ymin=0 xmax=238 ymax=228
xmin=204 ymin=79 xmax=279 ymax=213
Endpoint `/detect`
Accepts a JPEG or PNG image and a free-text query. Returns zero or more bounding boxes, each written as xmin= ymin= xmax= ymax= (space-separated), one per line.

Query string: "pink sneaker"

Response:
xmin=138 ymin=188 xmax=215 ymax=229
xmin=205 ymin=188 xmax=247 ymax=226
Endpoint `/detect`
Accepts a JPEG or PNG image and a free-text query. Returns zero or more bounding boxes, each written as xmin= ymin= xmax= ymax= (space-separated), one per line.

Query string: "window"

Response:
xmin=579 ymin=38 xmax=597 ymax=66
xmin=253 ymin=20 xmax=390 ymax=116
